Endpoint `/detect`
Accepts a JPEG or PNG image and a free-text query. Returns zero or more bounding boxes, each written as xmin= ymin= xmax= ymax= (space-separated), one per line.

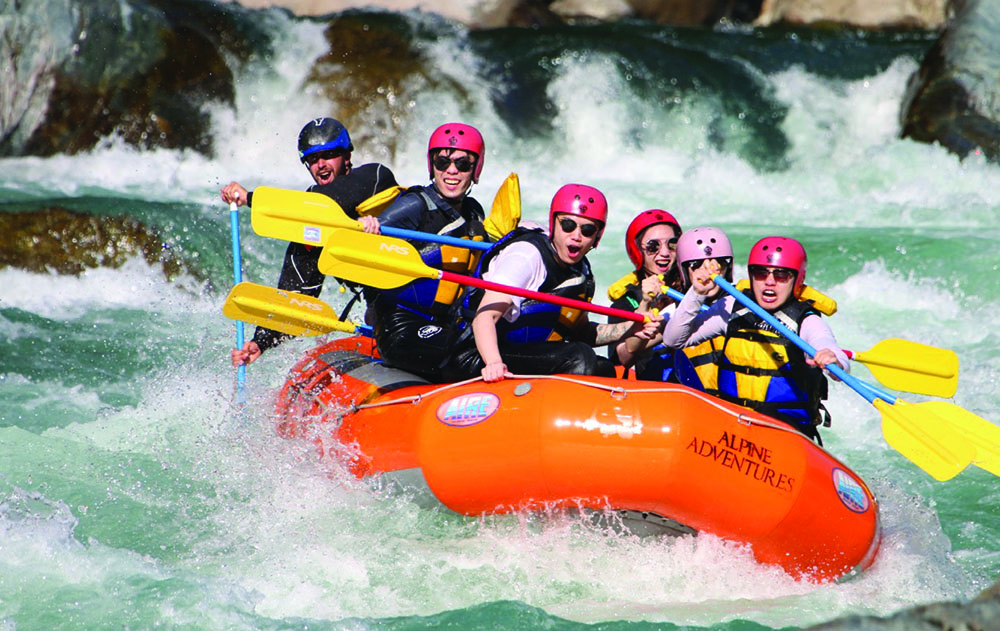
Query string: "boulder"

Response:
xmin=900 ymin=0 xmax=1000 ymax=160
xmin=0 ymin=207 xmax=196 ymax=280
xmin=756 ymin=0 xmax=948 ymax=29
xmin=801 ymin=577 xmax=1000 ymax=630
xmin=0 ymin=0 xmax=255 ymax=157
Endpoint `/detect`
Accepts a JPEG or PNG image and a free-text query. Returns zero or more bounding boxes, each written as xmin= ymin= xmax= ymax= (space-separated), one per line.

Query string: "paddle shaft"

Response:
xmin=438 ymin=269 xmax=647 ymax=324
xmin=381 ymin=226 xmax=491 ymax=251
xmin=230 ymin=201 xmax=246 ymax=391
xmin=712 ymin=276 xmax=886 ymax=405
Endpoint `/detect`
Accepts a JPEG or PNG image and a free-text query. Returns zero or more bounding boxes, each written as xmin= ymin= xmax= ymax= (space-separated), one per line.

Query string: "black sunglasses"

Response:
xmin=642 ymin=237 xmax=678 ymax=255
xmin=684 ymin=257 xmax=732 ymax=271
xmin=304 ymin=149 xmax=346 ymax=166
xmin=558 ymin=217 xmax=599 ymax=238
xmin=749 ymin=266 xmax=796 ymax=283
xmin=432 ymin=155 xmax=475 ymax=173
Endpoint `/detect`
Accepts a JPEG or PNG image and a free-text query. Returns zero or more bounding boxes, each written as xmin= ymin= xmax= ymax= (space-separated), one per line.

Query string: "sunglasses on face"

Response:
xmin=749 ymin=266 xmax=796 ymax=283
xmin=642 ymin=237 xmax=678 ymax=255
xmin=304 ymin=149 xmax=346 ymax=166
xmin=558 ymin=217 xmax=600 ymax=238
xmin=432 ymin=155 xmax=475 ymax=173
xmin=684 ymin=257 xmax=731 ymax=272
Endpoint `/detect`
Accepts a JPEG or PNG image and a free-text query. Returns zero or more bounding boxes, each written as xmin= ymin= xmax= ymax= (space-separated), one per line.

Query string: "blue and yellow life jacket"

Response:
xmin=716 ymin=291 xmax=829 ymax=434
xmin=377 ymin=186 xmax=487 ymax=318
xmin=467 ymin=227 xmax=594 ymax=345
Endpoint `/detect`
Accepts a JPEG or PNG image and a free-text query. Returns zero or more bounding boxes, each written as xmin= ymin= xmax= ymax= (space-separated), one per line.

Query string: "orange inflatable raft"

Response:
xmin=275 ymin=337 xmax=880 ymax=582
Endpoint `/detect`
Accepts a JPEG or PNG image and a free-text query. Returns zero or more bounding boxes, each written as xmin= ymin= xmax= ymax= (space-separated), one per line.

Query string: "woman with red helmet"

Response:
xmin=605 ymin=209 xmax=683 ymax=374
xmin=444 ymin=184 xmax=660 ymax=383
xmin=662 ymin=235 xmax=848 ymax=443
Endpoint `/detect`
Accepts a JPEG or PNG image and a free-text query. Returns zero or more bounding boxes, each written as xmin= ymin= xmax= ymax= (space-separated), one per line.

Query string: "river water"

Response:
xmin=2 ymin=7 xmax=999 ymax=631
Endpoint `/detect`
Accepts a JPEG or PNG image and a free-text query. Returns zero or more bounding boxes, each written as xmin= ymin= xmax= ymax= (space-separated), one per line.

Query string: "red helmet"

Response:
xmin=625 ymin=209 xmax=682 ymax=269
xmin=748 ymin=236 xmax=807 ymax=294
xmin=549 ymin=184 xmax=608 ymax=247
xmin=427 ymin=123 xmax=485 ymax=183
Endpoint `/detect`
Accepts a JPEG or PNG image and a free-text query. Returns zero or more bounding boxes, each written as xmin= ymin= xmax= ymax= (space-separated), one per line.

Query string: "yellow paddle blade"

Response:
xmin=318 ymin=229 xmax=438 ymax=289
xmin=222 ymin=282 xmax=357 ymax=336
xmin=874 ymin=398 xmax=974 ymax=481
xmin=920 ymin=401 xmax=1000 ymax=477
xmin=356 ymin=185 xmax=405 ymax=217
xmin=484 ymin=172 xmax=521 ymax=240
xmin=250 ymin=186 xmax=358 ymax=246
xmin=853 ymin=338 xmax=959 ymax=398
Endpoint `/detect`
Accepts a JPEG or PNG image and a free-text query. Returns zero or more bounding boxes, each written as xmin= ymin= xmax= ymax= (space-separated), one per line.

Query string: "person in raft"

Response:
xmin=221 ymin=117 xmax=398 ymax=367
xmin=661 ymin=236 xmax=847 ymax=443
xmin=355 ymin=122 xmax=491 ymax=381
xmin=605 ymin=209 xmax=684 ymax=378
xmin=443 ymin=183 xmax=661 ymax=383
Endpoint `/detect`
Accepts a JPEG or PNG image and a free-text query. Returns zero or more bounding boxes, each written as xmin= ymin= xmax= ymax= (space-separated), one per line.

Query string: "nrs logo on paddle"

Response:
xmin=436 ymin=393 xmax=500 ymax=427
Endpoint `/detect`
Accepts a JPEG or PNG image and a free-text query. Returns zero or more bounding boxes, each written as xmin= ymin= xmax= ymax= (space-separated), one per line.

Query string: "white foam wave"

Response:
xmin=0 ymin=258 xmax=213 ymax=320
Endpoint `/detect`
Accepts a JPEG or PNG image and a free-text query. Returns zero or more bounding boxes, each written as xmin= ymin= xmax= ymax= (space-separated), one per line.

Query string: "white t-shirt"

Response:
xmin=480 ymin=240 xmax=549 ymax=322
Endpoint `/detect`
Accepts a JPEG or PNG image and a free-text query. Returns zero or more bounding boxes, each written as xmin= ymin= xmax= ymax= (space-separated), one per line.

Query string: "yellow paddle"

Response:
xmin=222 ymin=282 xmax=370 ymax=337
xmin=844 ymin=339 xmax=958 ymax=398
xmin=251 ymin=173 xmax=521 ymax=248
xmin=484 ymin=172 xmax=521 ymax=240
xmin=711 ymin=275 xmax=978 ymax=481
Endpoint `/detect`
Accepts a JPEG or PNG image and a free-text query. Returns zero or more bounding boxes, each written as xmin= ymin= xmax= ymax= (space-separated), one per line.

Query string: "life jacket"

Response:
xmin=716 ymin=291 xmax=829 ymax=438
xmin=467 ymin=227 xmax=594 ymax=344
xmin=377 ymin=186 xmax=487 ymax=318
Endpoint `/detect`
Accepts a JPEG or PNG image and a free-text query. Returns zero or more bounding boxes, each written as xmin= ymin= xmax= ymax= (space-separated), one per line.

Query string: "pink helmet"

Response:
xmin=676 ymin=226 xmax=734 ymax=287
xmin=427 ymin=123 xmax=485 ymax=183
xmin=748 ymin=236 xmax=807 ymax=294
xmin=548 ymin=184 xmax=609 ymax=247
xmin=625 ymin=209 xmax=682 ymax=269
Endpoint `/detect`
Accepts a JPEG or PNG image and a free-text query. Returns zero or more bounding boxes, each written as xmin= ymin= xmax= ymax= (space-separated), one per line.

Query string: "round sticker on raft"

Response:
xmin=832 ymin=468 xmax=870 ymax=513
xmin=436 ymin=393 xmax=500 ymax=427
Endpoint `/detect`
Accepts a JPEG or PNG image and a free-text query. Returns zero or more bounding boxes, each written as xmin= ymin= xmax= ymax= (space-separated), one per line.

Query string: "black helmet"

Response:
xmin=297 ymin=117 xmax=354 ymax=163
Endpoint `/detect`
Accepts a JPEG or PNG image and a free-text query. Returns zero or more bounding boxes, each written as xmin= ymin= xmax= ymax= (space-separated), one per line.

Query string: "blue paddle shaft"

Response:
xmin=381 ymin=226 xmax=491 ymax=251
xmin=712 ymin=275 xmax=893 ymax=405
xmin=230 ymin=202 xmax=246 ymax=388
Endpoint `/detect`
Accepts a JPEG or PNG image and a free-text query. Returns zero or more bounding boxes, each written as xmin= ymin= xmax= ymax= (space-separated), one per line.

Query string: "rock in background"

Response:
xmin=0 ymin=0 xmax=264 ymax=157
xmin=900 ymin=0 xmax=1000 ymax=160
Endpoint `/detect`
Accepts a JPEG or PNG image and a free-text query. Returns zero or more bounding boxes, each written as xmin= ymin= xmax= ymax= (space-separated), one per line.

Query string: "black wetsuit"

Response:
xmin=248 ymin=163 xmax=398 ymax=352
xmin=370 ymin=184 xmax=487 ymax=381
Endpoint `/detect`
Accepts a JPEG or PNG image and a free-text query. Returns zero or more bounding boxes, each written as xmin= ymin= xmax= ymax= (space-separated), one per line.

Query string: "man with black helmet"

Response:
xmin=221 ymin=117 xmax=398 ymax=366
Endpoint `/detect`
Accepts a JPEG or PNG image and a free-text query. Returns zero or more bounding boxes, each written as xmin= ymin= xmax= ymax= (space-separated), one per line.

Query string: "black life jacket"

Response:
xmin=466 ymin=227 xmax=595 ymax=344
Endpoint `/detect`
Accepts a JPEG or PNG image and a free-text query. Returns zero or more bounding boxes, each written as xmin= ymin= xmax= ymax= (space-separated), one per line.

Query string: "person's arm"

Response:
xmin=472 ymin=290 xmax=515 ymax=383
xmin=310 ymin=163 xmax=399 ymax=217
xmin=246 ymin=241 xmax=327 ymax=355
xmin=661 ymin=289 xmax=730 ymax=349
xmin=611 ymin=275 xmax=669 ymax=366
xmin=799 ymin=314 xmax=850 ymax=376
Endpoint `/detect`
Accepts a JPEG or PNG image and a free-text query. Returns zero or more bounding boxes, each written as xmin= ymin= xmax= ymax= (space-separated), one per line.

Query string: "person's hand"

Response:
xmin=359 ymin=215 xmax=381 ymax=234
xmin=220 ymin=182 xmax=249 ymax=207
xmin=807 ymin=348 xmax=842 ymax=380
xmin=690 ymin=259 xmax=723 ymax=296
xmin=635 ymin=311 xmax=664 ymax=340
xmin=640 ymin=274 xmax=664 ymax=299
xmin=481 ymin=360 xmax=510 ymax=383
xmin=231 ymin=341 xmax=262 ymax=367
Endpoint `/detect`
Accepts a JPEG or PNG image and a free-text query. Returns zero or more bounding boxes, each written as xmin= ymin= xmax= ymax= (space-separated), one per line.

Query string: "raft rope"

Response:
xmin=351 ymin=372 xmax=812 ymax=444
